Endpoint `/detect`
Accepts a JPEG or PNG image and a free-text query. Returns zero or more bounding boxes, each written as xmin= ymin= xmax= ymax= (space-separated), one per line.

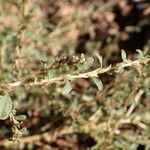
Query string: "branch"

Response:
xmin=0 ymin=56 xmax=149 ymax=91
xmin=0 ymin=129 xmax=75 ymax=148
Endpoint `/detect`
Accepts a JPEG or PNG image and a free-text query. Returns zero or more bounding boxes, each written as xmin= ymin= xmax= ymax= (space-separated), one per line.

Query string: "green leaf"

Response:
xmin=77 ymin=57 xmax=94 ymax=72
xmin=0 ymin=93 xmax=13 ymax=120
xmin=92 ymin=77 xmax=103 ymax=91
xmin=96 ymin=54 xmax=103 ymax=68
xmin=115 ymin=66 xmax=124 ymax=73
xmin=62 ymin=80 xmax=72 ymax=95
xmin=136 ymin=49 xmax=143 ymax=58
xmin=121 ymin=50 xmax=127 ymax=61
xmin=20 ymin=128 xmax=28 ymax=135
xmin=47 ymin=70 xmax=55 ymax=79
xmin=16 ymin=115 xmax=27 ymax=121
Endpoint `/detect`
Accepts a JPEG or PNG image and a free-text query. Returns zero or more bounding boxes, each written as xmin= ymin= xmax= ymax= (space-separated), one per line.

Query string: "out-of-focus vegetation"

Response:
xmin=0 ymin=0 xmax=150 ymax=149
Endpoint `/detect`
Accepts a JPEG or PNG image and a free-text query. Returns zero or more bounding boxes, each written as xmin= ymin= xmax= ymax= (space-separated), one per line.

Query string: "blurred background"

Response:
xmin=0 ymin=0 xmax=150 ymax=150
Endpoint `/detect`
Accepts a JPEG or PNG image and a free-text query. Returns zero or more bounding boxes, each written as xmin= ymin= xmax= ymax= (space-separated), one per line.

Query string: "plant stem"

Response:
xmin=0 ymin=56 xmax=149 ymax=91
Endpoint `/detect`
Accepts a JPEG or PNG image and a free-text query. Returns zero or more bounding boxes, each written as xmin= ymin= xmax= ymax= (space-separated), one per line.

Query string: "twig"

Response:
xmin=0 ymin=113 xmax=149 ymax=148
xmin=124 ymin=77 xmax=142 ymax=109
xmin=14 ymin=0 xmax=26 ymax=74
xmin=0 ymin=129 xmax=75 ymax=148
xmin=126 ymin=90 xmax=144 ymax=117
xmin=0 ymin=56 xmax=149 ymax=91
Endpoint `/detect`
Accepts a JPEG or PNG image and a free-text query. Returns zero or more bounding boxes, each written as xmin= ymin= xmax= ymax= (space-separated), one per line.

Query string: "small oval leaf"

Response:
xmin=0 ymin=93 xmax=12 ymax=120
xmin=62 ymin=80 xmax=72 ymax=95
xmin=115 ymin=66 xmax=124 ymax=73
xmin=96 ymin=54 xmax=103 ymax=68
xmin=77 ymin=57 xmax=94 ymax=72
xmin=16 ymin=115 xmax=27 ymax=121
xmin=121 ymin=50 xmax=127 ymax=61
xmin=136 ymin=49 xmax=143 ymax=56
xmin=136 ymin=49 xmax=144 ymax=59
xmin=92 ymin=77 xmax=103 ymax=91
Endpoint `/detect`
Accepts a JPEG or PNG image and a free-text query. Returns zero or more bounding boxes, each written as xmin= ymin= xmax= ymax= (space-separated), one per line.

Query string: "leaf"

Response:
xmin=16 ymin=115 xmax=27 ymax=121
xmin=115 ymin=66 xmax=124 ymax=73
xmin=85 ymin=57 xmax=94 ymax=69
xmin=121 ymin=50 xmax=127 ymax=61
xmin=96 ymin=54 xmax=103 ymax=68
xmin=20 ymin=128 xmax=28 ymax=135
xmin=77 ymin=57 xmax=94 ymax=72
xmin=136 ymin=49 xmax=143 ymax=58
xmin=92 ymin=77 xmax=103 ymax=91
xmin=47 ymin=70 xmax=55 ymax=79
xmin=62 ymin=80 xmax=72 ymax=95
xmin=0 ymin=93 xmax=13 ymax=120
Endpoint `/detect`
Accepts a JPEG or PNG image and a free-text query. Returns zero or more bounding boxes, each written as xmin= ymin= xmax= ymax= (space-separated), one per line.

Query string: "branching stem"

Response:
xmin=0 ymin=56 xmax=149 ymax=91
